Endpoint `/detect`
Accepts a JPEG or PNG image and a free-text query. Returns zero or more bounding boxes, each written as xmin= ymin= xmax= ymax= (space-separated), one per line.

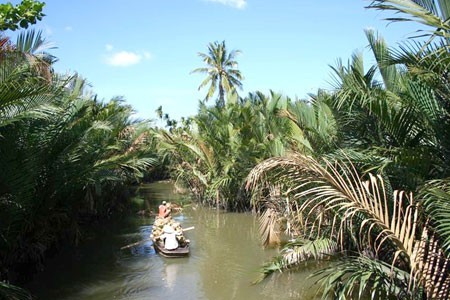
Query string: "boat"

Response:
xmin=151 ymin=215 xmax=191 ymax=258
xmin=152 ymin=239 xmax=190 ymax=258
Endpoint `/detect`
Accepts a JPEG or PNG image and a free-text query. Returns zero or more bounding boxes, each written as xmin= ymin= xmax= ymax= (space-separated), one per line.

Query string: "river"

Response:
xmin=26 ymin=181 xmax=321 ymax=299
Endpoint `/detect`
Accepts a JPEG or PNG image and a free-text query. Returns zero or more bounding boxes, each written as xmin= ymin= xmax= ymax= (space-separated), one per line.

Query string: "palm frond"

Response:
xmin=247 ymin=154 xmax=450 ymax=296
xmin=419 ymin=179 xmax=450 ymax=252
xmin=364 ymin=29 xmax=403 ymax=92
xmin=0 ymin=282 xmax=32 ymax=300
xmin=314 ymin=256 xmax=411 ymax=299
xmin=255 ymin=237 xmax=337 ymax=284
xmin=367 ymin=0 xmax=450 ymax=40
xmin=258 ymin=207 xmax=281 ymax=247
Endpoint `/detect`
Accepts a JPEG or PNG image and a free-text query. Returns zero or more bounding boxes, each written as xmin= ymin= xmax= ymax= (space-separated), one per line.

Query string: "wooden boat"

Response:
xmin=151 ymin=214 xmax=192 ymax=258
xmin=152 ymin=239 xmax=190 ymax=258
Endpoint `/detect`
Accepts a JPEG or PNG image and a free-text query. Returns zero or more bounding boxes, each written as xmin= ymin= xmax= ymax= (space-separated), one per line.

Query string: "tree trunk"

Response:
xmin=218 ymin=77 xmax=225 ymax=107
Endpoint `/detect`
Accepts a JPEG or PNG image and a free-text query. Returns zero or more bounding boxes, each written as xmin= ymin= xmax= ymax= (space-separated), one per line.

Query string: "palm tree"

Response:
xmin=0 ymin=71 xmax=158 ymax=298
xmin=191 ymin=40 xmax=243 ymax=106
xmin=155 ymin=91 xmax=293 ymax=210
xmin=15 ymin=29 xmax=57 ymax=82
xmin=280 ymin=90 xmax=339 ymax=156
xmin=246 ymin=154 xmax=450 ymax=299
xmin=243 ymin=2 xmax=450 ymax=297
xmin=0 ymin=31 xmax=55 ymax=129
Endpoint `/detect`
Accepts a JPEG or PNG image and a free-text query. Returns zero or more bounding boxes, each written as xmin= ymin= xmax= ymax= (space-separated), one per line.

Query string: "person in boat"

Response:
xmin=158 ymin=201 xmax=171 ymax=218
xmin=172 ymin=222 xmax=188 ymax=247
xmin=161 ymin=224 xmax=179 ymax=250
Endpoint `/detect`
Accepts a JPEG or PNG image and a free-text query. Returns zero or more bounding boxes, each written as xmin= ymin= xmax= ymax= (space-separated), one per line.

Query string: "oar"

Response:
xmin=120 ymin=238 xmax=152 ymax=250
xmin=120 ymin=226 xmax=195 ymax=250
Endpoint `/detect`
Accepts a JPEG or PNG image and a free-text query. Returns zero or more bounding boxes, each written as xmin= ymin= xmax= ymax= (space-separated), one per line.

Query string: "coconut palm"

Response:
xmin=155 ymin=91 xmax=293 ymax=210
xmin=191 ymin=40 xmax=243 ymax=106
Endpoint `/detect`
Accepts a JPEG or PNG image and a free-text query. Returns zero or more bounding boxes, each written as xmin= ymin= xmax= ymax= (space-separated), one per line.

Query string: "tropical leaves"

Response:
xmin=246 ymin=154 xmax=450 ymax=298
xmin=255 ymin=237 xmax=337 ymax=284
xmin=156 ymin=92 xmax=294 ymax=210
xmin=0 ymin=50 xmax=54 ymax=128
xmin=280 ymin=93 xmax=338 ymax=155
xmin=191 ymin=40 xmax=244 ymax=105
xmin=157 ymin=3 xmax=450 ymax=298
xmin=367 ymin=0 xmax=450 ymax=40
xmin=0 ymin=31 xmax=159 ymax=297
xmin=258 ymin=207 xmax=282 ymax=247
xmin=418 ymin=179 xmax=450 ymax=252
xmin=315 ymin=256 xmax=410 ymax=300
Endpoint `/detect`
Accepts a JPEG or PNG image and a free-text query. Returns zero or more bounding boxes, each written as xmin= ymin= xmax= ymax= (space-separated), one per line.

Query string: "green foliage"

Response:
xmin=367 ymin=0 xmax=450 ymax=40
xmin=243 ymin=17 xmax=450 ymax=293
xmin=247 ymin=155 xmax=450 ymax=298
xmin=157 ymin=2 xmax=450 ymax=298
xmin=0 ymin=0 xmax=45 ymax=31
xmin=1 ymin=1 xmax=446 ymax=299
xmin=156 ymin=91 xmax=293 ymax=210
xmin=281 ymin=91 xmax=339 ymax=155
xmin=419 ymin=179 xmax=450 ymax=252
xmin=315 ymin=256 xmax=411 ymax=300
xmin=255 ymin=238 xmax=337 ymax=284
xmin=0 ymin=30 xmax=159 ymax=296
xmin=191 ymin=40 xmax=244 ymax=106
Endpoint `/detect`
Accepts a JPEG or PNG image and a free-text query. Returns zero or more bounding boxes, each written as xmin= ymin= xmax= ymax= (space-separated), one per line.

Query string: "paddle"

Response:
xmin=120 ymin=226 xmax=195 ymax=250
xmin=120 ymin=238 xmax=152 ymax=250
xmin=181 ymin=226 xmax=195 ymax=231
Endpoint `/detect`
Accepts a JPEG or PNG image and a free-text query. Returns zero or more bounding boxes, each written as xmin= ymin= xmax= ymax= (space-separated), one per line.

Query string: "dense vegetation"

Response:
xmin=1 ymin=0 xmax=450 ymax=299
xmin=0 ymin=3 xmax=159 ymax=298
xmin=158 ymin=0 xmax=450 ymax=299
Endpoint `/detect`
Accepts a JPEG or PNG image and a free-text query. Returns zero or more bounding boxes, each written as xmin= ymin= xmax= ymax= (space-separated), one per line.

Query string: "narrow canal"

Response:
xmin=26 ymin=182 xmax=320 ymax=299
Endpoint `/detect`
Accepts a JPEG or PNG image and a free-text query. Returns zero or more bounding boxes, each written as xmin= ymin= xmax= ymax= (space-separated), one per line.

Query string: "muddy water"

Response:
xmin=27 ymin=182 xmax=321 ymax=299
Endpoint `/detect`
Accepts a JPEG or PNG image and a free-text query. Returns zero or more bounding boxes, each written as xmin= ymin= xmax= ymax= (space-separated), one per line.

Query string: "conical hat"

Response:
xmin=163 ymin=225 xmax=174 ymax=233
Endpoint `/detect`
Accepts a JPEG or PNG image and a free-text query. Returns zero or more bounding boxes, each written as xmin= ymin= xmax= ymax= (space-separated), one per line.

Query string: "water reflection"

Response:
xmin=27 ymin=182 xmax=322 ymax=300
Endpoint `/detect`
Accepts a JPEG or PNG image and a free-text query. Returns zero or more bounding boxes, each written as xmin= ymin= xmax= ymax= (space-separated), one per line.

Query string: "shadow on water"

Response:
xmin=26 ymin=181 xmax=323 ymax=300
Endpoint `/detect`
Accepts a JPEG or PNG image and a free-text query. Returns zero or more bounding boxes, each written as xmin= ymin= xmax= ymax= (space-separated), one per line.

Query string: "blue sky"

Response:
xmin=10 ymin=0 xmax=424 ymax=121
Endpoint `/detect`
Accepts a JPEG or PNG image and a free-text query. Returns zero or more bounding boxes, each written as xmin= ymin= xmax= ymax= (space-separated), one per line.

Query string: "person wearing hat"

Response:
xmin=158 ymin=201 xmax=171 ymax=218
xmin=161 ymin=224 xmax=179 ymax=250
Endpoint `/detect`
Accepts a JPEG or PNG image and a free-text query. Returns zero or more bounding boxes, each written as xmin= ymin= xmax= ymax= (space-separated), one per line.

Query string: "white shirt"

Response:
xmin=161 ymin=232 xmax=179 ymax=250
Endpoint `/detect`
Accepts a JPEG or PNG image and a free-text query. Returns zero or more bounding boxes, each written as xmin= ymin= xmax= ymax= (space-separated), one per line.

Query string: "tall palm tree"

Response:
xmin=155 ymin=91 xmax=293 ymax=210
xmin=191 ymin=40 xmax=243 ymax=106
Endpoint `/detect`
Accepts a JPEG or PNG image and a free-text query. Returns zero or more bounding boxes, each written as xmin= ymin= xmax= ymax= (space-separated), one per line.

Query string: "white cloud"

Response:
xmin=64 ymin=26 xmax=73 ymax=31
xmin=105 ymin=51 xmax=141 ymax=67
xmin=104 ymin=48 xmax=152 ymax=67
xmin=205 ymin=0 xmax=246 ymax=9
